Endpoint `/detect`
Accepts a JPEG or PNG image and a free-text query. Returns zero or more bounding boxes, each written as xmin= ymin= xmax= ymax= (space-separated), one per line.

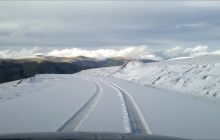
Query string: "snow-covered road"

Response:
xmin=1 ymin=74 xmax=220 ymax=139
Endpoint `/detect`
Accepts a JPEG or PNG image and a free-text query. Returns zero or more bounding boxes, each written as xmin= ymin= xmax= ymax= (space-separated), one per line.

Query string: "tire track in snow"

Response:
xmin=100 ymin=79 xmax=152 ymax=135
xmin=57 ymin=77 xmax=102 ymax=132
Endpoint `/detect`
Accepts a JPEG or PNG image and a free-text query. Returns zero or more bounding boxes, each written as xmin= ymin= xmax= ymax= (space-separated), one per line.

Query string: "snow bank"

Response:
xmin=82 ymin=55 xmax=220 ymax=99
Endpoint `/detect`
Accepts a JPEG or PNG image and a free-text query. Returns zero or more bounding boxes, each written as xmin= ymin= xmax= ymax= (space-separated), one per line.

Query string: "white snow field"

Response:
xmin=0 ymin=73 xmax=220 ymax=139
xmin=82 ymin=55 xmax=220 ymax=99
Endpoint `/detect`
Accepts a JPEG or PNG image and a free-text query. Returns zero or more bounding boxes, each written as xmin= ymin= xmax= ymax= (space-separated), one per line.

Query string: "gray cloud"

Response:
xmin=0 ymin=47 xmax=40 ymax=59
xmin=0 ymin=1 xmax=220 ymax=50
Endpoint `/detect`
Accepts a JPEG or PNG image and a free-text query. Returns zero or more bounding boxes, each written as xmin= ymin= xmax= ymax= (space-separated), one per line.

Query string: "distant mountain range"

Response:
xmin=0 ymin=56 xmax=155 ymax=83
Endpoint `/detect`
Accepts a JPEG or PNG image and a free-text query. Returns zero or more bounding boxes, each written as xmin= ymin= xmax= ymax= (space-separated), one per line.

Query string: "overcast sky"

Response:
xmin=0 ymin=1 xmax=220 ymax=59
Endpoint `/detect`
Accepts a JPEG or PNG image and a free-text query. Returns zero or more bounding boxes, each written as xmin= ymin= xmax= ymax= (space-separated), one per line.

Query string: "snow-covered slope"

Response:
xmin=82 ymin=55 xmax=220 ymax=99
xmin=81 ymin=66 xmax=120 ymax=77
xmin=0 ymin=74 xmax=65 ymax=103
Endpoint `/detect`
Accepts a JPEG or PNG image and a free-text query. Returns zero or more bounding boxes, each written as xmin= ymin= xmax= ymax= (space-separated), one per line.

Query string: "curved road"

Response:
xmin=1 ymin=74 xmax=220 ymax=139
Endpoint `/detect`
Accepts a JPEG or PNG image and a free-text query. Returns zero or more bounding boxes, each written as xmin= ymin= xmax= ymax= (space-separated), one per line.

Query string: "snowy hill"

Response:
xmin=81 ymin=55 xmax=220 ymax=99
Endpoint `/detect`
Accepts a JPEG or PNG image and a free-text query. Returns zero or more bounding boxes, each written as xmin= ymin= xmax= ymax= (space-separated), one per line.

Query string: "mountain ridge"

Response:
xmin=0 ymin=56 xmax=155 ymax=83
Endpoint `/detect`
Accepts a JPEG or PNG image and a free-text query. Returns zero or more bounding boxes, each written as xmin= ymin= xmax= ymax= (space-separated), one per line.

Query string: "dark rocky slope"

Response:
xmin=0 ymin=56 xmax=127 ymax=83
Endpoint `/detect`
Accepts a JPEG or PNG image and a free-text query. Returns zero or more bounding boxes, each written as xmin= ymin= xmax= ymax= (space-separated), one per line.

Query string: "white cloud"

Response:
xmin=0 ymin=47 xmax=40 ymax=59
xmin=0 ymin=45 xmax=219 ymax=60
xmin=47 ymin=46 xmax=162 ymax=60
xmin=212 ymin=49 xmax=220 ymax=55
xmin=164 ymin=46 xmax=209 ymax=58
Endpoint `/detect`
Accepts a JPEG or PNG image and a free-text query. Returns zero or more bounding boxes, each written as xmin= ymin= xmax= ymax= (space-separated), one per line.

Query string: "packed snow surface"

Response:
xmin=0 ymin=75 xmax=97 ymax=133
xmin=82 ymin=55 xmax=220 ymax=99
xmin=0 ymin=73 xmax=220 ymax=139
